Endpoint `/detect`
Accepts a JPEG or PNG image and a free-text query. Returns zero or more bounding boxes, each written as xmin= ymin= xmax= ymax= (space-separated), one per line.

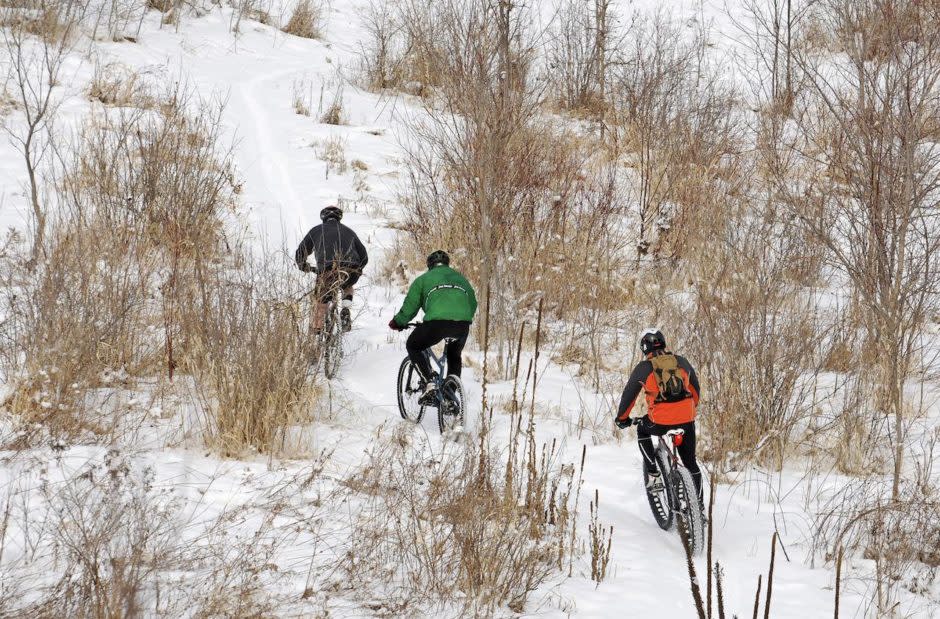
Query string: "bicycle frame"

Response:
xmin=420 ymin=340 xmax=456 ymax=408
xmin=658 ymin=429 xmax=685 ymax=469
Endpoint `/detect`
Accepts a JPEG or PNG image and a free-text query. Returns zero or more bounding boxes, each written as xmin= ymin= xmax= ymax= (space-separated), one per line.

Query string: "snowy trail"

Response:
xmin=233 ymin=67 xmax=307 ymax=230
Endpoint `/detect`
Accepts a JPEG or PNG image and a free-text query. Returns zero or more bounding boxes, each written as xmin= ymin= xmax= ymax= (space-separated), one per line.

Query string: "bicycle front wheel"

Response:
xmin=438 ymin=376 xmax=465 ymax=433
xmin=397 ymin=357 xmax=425 ymax=423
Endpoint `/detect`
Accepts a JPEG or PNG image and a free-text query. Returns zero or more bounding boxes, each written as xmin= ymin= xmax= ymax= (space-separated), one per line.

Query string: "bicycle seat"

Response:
xmin=665 ymin=429 xmax=686 ymax=437
xmin=443 ymin=337 xmax=459 ymax=344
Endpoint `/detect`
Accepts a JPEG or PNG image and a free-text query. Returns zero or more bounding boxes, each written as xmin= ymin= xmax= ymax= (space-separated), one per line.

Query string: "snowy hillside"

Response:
xmin=1 ymin=0 xmax=939 ymax=617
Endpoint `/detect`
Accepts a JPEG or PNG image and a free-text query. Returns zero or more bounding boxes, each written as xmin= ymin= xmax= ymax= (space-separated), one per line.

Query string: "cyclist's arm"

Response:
xmin=393 ymin=276 xmax=423 ymax=326
xmin=295 ymin=227 xmax=318 ymax=269
xmin=353 ymin=233 xmax=369 ymax=269
xmin=466 ymin=280 xmax=478 ymax=317
xmin=679 ymin=356 xmax=701 ymax=404
xmin=615 ymin=361 xmax=650 ymax=424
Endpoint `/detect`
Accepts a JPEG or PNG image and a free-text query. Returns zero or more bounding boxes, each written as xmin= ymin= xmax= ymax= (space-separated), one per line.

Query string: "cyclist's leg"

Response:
xmin=442 ymin=321 xmax=471 ymax=377
xmin=406 ymin=322 xmax=444 ymax=381
xmin=676 ymin=421 xmax=703 ymax=504
xmin=338 ymin=270 xmax=359 ymax=331
xmin=340 ymin=269 xmax=361 ymax=303
xmin=635 ymin=417 xmax=660 ymax=475
xmin=312 ymin=270 xmax=336 ymax=331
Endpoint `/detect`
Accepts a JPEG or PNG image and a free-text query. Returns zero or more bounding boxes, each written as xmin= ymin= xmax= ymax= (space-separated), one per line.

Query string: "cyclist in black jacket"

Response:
xmin=295 ymin=206 xmax=368 ymax=332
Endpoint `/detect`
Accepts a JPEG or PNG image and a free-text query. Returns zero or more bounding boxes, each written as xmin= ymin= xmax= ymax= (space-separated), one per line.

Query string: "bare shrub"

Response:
xmin=1 ymin=3 xmax=75 ymax=263
xmin=231 ymin=0 xmax=274 ymax=32
xmin=282 ymin=0 xmax=323 ymax=39
xmin=679 ymin=186 xmax=826 ymax=464
xmin=543 ymin=0 xmax=614 ymax=117
xmin=776 ymin=0 xmax=940 ymax=498
xmin=26 ymin=452 xmax=181 ymax=617
xmin=0 ymin=213 xmax=161 ymax=439
xmin=608 ymin=10 xmax=739 ymax=262
xmin=728 ymin=0 xmax=815 ymax=113
xmin=0 ymin=451 xmax=326 ymax=617
xmin=394 ymin=1 xmax=635 ymax=377
xmin=1 ymin=86 xmax=238 ymax=440
xmin=188 ymin=252 xmax=319 ymax=456
xmin=356 ymin=0 xmax=406 ymax=91
xmin=346 ymin=423 xmax=584 ymax=615
xmin=815 ymin=471 xmax=940 ymax=615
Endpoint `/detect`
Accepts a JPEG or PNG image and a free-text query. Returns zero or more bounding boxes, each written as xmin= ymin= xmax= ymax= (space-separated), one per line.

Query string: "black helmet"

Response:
xmin=640 ymin=329 xmax=667 ymax=355
xmin=426 ymin=250 xmax=450 ymax=269
xmin=320 ymin=206 xmax=343 ymax=221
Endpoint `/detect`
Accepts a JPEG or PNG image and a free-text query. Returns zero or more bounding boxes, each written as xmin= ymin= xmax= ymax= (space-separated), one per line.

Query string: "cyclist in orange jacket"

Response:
xmin=615 ymin=329 xmax=702 ymax=504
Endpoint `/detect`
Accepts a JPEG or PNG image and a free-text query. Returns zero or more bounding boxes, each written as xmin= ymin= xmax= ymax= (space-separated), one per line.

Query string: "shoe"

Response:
xmin=340 ymin=307 xmax=352 ymax=332
xmin=645 ymin=471 xmax=664 ymax=493
xmin=417 ymin=382 xmax=438 ymax=406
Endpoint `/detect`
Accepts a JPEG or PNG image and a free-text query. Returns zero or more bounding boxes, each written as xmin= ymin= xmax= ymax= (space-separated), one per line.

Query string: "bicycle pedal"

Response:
xmin=418 ymin=389 xmax=438 ymax=407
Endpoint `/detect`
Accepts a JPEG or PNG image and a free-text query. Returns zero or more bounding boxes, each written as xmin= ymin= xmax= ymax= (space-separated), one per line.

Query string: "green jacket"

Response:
xmin=393 ymin=265 xmax=478 ymax=325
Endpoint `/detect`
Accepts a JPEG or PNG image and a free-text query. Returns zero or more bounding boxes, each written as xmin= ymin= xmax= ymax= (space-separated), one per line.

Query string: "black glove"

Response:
xmin=615 ymin=417 xmax=633 ymax=429
xmin=299 ymin=263 xmax=317 ymax=273
xmin=389 ymin=319 xmax=404 ymax=331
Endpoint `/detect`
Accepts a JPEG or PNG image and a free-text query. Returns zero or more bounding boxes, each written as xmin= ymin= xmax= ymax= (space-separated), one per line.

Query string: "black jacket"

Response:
xmin=295 ymin=220 xmax=368 ymax=272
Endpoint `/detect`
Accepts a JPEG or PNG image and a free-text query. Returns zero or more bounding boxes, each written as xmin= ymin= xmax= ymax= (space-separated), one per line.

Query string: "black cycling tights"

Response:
xmin=406 ymin=320 xmax=471 ymax=380
xmin=636 ymin=418 xmax=703 ymax=503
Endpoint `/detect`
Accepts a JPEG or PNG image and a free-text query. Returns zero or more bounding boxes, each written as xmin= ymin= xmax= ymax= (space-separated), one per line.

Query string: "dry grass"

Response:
xmin=344 ymin=423 xmax=585 ymax=615
xmin=188 ymin=253 xmax=320 ymax=456
xmin=318 ymin=74 xmax=346 ymax=125
xmin=282 ymin=0 xmax=324 ymax=39
xmin=292 ymin=77 xmax=313 ymax=115
xmin=315 ymin=134 xmax=347 ymax=177
xmin=0 ymin=450 xmax=330 ymax=617
xmin=87 ymin=62 xmax=155 ymax=108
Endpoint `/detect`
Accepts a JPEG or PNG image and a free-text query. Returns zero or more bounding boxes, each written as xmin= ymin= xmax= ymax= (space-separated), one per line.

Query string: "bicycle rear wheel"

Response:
xmin=397 ymin=357 xmax=426 ymax=423
xmin=438 ymin=376 xmax=465 ymax=433
xmin=645 ymin=445 xmax=675 ymax=531
xmin=322 ymin=306 xmax=343 ymax=379
xmin=673 ymin=466 xmax=705 ymax=556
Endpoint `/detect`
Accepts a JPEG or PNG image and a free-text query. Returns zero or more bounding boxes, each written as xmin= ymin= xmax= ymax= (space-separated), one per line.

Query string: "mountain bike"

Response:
xmin=642 ymin=426 xmax=705 ymax=556
xmin=396 ymin=323 xmax=466 ymax=433
xmin=299 ymin=267 xmax=350 ymax=380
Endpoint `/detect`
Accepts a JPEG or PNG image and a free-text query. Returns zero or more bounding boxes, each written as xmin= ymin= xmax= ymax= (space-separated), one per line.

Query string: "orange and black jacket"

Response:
xmin=615 ymin=351 xmax=700 ymax=426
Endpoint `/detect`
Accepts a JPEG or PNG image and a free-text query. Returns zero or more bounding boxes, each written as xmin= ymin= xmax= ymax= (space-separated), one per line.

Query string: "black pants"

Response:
xmin=636 ymin=417 xmax=702 ymax=503
xmin=406 ymin=320 xmax=471 ymax=380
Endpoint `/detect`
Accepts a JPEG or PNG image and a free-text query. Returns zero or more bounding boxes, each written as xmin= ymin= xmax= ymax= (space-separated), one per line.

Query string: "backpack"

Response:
xmin=650 ymin=353 xmax=690 ymax=403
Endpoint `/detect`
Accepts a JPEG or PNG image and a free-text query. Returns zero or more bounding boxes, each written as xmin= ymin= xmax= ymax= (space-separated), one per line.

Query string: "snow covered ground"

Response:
xmin=1 ymin=0 xmax=938 ymax=617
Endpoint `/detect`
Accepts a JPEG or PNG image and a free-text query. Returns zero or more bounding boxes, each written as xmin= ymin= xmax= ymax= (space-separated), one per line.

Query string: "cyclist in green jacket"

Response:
xmin=388 ymin=250 xmax=477 ymax=403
